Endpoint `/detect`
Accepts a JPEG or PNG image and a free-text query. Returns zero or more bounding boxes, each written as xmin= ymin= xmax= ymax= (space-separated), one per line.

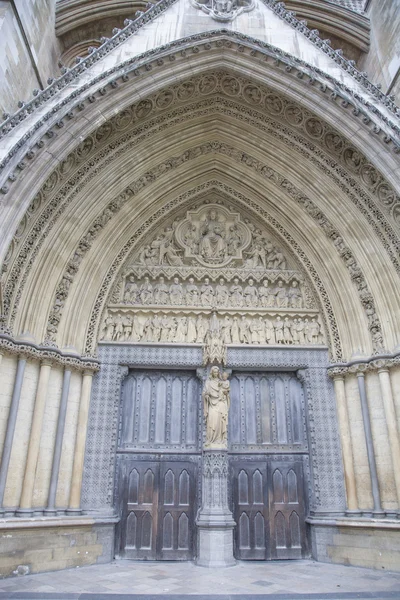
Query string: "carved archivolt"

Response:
xmin=1 ymin=74 xmax=397 ymax=357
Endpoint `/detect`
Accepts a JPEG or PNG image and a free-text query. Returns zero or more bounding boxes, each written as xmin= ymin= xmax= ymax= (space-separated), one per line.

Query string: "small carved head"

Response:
xmin=292 ymin=280 xmax=298 ymax=287
xmin=248 ymin=278 xmax=254 ymax=286
xmin=233 ymin=277 xmax=239 ymax=284
xmin=211 ymin=365 xmax=220 ymax=378
xmin=219 ymin=278 xmax=224 ymax=284
xmin=278 ymin=280 xmax=283 ymax=287
xmin=189 ymin=277 xmax=194 ymax=284
xmin=174 ymin=277 xmax=179 ymax=284
xmin=204 ymin=277 xmax=210 ymax=284
xmin=221 ymin=371 xmax=229 ymax=381
xmin=263 ymin=280 xmax=268 ymax=286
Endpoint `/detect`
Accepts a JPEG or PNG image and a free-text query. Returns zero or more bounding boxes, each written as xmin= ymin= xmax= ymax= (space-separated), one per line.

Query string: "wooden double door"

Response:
xmin=231 ymin=458 xmax=308 ymax=560
xmin=116 ymin=459 xmax=197 ymax=560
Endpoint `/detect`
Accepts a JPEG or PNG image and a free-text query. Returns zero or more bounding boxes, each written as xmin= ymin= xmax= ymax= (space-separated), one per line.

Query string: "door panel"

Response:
xmin=158 ymin=462 xmax=196 ymax=560
xmin=232 ymin=461 xmax=269 ymax=560
xmin=118 ymin=459 xmax=197 ymax=560
xmin=121 ymin=462 xmax=159 ymax=559
xmin=269 ymin=461 xmax=307 ymax=559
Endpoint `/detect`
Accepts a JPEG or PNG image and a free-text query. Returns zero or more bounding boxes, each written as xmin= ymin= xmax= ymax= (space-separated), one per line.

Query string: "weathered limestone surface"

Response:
xmin=0 ymin=0 xmax=60 ymax=116
xmin=0 ymin=521 xmax=114 ymax=578
xmin=360 ymin=0 xmax=400 ymax=103
xmin=312 ymin=523 xmax=400 ymax=572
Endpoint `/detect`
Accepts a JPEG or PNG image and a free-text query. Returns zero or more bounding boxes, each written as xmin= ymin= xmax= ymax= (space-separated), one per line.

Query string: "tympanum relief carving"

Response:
xmin=100 ymin=203 xmax=325 ymax=347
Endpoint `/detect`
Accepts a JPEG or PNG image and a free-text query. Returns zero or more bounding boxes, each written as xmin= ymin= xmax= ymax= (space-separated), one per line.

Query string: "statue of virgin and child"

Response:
xmin=202 ymin=366 xmax=230 ymax=448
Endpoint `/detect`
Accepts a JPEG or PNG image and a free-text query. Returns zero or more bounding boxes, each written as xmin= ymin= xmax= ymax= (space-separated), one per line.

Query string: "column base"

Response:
xmin=196 ymin=523 xmax=236 ymax=568
xmin=65 ymin=508 xmax=83 ymax=515
xmin=15 ymin=508 xmax=35 ymax=517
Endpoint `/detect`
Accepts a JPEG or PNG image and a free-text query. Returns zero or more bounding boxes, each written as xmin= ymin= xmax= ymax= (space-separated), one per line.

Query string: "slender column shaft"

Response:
xmin=18 ymin=361 xmax=52 ymax=512
xmin=45 ymin=368 xmax=71 ymax=513
xmin=0 ymin=351 xmax=3 ymax=369
xmin=357 ymin=371 xmax=382 ymax=513
xmin=333 ymin=376 xmax=358 ymax=511
xmin=68 ymin=371 xmax=93 ymax=511
xmin=378 ymin=368 xmax=400 ymax=505
xmin=0 ymin=357 xmax=27 ymax=506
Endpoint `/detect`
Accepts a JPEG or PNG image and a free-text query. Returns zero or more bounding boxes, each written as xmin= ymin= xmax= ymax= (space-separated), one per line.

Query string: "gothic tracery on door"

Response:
xmin=115 ymin=368 xmax=309 ymax=561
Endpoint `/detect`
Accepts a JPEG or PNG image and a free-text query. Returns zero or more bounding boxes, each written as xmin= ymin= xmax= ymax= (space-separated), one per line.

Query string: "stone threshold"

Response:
xmin=0 ymin=515 xmax=118 ymax=530
xmin=307 ymin=516 xmax=400 ymax=530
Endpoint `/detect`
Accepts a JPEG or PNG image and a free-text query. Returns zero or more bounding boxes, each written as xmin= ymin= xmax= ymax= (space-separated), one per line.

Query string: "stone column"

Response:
xmin=196 ymin=451 xmax=236 ymax=567
xmin=376 ymin=363 xmax=400 ymax=506
xmin=17 ymin=359 xmax=52 ymax=515
xmin=196 ymin=366 xmax=235 ymax=567
xmin=355 ymin=366 xmax=384 ymax=516
xmin=67 ymin=370 xmax=94 ymax=513
xmin=44 ymin=367 xmax=71 ymax=514
xmin=0 ymin=356 xmax=27 ymax=510
xmin=332 ymin=373 xmax=358 ymax=512
xmin=0 ymin=350 xmax=4 ymax=369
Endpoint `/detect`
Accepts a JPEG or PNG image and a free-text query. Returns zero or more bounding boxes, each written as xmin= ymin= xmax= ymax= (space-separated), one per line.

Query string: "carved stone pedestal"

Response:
xmin=196 ymin=451 xmax=236 ymax=567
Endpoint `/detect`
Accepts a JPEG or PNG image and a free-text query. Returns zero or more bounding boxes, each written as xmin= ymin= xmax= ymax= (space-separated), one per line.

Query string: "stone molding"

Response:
xmin=328 ymin=350 xmax=400 ymax=377
xmin=0 ymin=0 xmax=398 ymax=164
xmin=0 ymin=333 xmax=99 ymax=372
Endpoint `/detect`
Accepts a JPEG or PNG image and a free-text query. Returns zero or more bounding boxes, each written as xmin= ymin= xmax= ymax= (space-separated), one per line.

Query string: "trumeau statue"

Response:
xmin=190 ymin=0 xmax=255 ymax=22
xmin=203 ymin=366 xmax=230 ymax=448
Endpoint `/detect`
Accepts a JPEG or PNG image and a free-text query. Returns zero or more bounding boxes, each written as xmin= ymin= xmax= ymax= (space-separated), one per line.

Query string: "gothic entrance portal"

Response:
xmin=104 ymin=200 xmax=327 ymax=564
xmin=115 ymin=367 xmax=309 ymax=561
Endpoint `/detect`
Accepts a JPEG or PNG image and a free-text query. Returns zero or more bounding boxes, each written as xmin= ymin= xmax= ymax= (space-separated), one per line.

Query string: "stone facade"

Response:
xmin=0 ymin=0 xmax=399 ymax=578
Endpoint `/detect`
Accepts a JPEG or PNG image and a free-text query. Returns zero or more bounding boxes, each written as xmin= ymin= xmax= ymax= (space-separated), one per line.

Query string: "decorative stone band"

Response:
xmin=0 ymin=0 xmax=398 ymax=158
xmin=0 ymin=333 xmax=99 ymax=373
xmin=328 ymin=350 xmax=400 ymax=377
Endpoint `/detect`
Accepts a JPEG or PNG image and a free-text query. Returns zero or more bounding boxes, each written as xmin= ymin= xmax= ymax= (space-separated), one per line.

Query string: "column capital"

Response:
xmin=349 ymin=363 xmax=368 ymax=376
xmin=83 ymin=369 xmax=95 ymax=377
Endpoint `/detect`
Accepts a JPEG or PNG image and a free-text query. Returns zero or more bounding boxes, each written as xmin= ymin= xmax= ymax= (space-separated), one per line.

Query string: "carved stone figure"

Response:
xmin=220 ymin=315 xmax=232 ymax=344
xmin=265 ymin=318 xmax=275 ymax=345
xmin=245 ymin=241 xmax=265 ymax=269
xmin=186 ymin=278 xmax=199 ymax=306
xmin=113 ymin=313 xmax=124 ymax=341
xmin=243 ymin=278 xmax=258 ymax=307
xmin=175 ymin=316 xmax=187 ymax=342
xmin=216 ymin=278 xmax=229 ymax=306
xmin=288 ymin=280 xmax=303 ymax=309
xmin=169 ymin=277 xmax=184 ymax=305
xmin=200 ymin=278 xmax=214 ymax=306
xmin=143 ymin=316 xmax=154 ymax=342
xmin=103 ymin=314 xmax=115 ymax=341
xmin=230 ymin=278 xmax=243 ymax=307
xmin=203 ymin=313 xmax=227 ymax=365
xmin=296 ymin=318 xmax=305 ymax=345
xmin=272 ymin=280 xmax=288 ymax=308
xmin=231 ymin=316 xmax=240 ymax=343
xmin=130 ymin=315 xmax=142 ymax=341
xmin=227 ymin=225 xmax=242 ymax=255
xmin=274 ymin=316 xmax=284 ymax=344
xmin=122 ymin=315 xmax=132 ymax=340
xmin=192 ymin=0 xmax=255 ymax=22
xmin=124 ymin=275 xmax=138 ymax=303
xmin=187 ymin=316 xmax=197 ymax=343
xmin=291 ymin=319 xmax=299 ymax=344
xmin=152 ymin=315 xmax=162 ymax=342
xmin=239 ymin=315 xmax=251 ymax=344
xmin=160 ymin=316 xmax=172 ymax=342
xmin=304 ymin=318 xmax=311 ymax=344
xmin=196 ymin=314 xmax=208 ymax=343
xmin=154 ymin=277 xmax=169 ymax=304
xmin=283 ymin=317 xmax=293 ymax=345
xmin=184 ymin=224 xmax=199 ymax=254
xmin=309 ymin=318 xmax=320 ymax=344
xmin=199 ymin=209 xmax=227 ymax=260
xmin=168 ymin=317 xmax=178 ymax=342
xmin=258 ymin=280 xmax=270 ymax=307
xmin=250 ymin=318 xmax=262 ymax=344
xmin=203 ymin=366 xmax=230 ymax=449
xmin=139 ymin=277 xmax=153 ymax=304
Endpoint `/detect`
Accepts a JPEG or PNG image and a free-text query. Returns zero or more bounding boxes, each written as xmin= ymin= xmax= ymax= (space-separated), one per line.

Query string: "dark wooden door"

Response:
xmin=120 ymin=461 xmax=159 ymax=559
xmin=231 ymin=459 xmax=308 ymax=560
xmin=232 ymin=460 xmax=269 ymax=560
xmin=268 ymin=460 xmax=307 ymax=559
xmin=118 ymin=460 xmax=197 ymax=560
xmin=158 ymin=462 xmax=196 ymax=560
